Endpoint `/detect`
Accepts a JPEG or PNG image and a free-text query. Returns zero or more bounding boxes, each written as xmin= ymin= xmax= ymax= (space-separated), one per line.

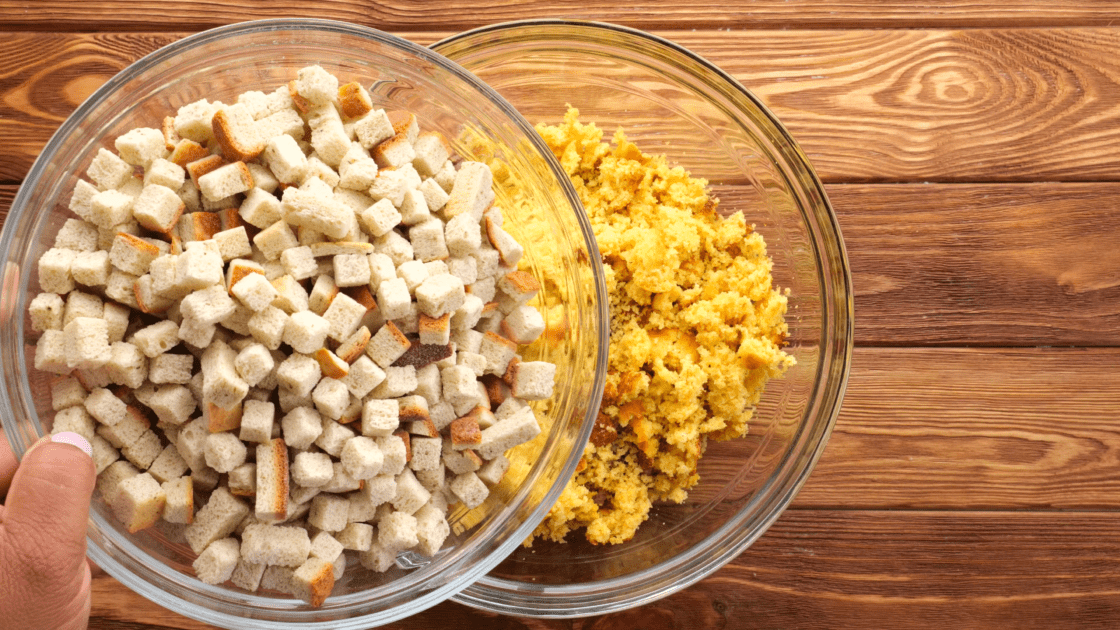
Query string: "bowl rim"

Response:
xmin=2 ymin=17 xmax=609 ymax=629
xmin=433 ymin=18 xmax=853 ymax=617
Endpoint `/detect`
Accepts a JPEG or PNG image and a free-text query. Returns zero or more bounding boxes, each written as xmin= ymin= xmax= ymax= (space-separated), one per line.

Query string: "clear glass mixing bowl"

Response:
xmin=433 ymin=20 xmax=852 ymax=617
xmin=0 ymin=18 xmax=607 ymax=629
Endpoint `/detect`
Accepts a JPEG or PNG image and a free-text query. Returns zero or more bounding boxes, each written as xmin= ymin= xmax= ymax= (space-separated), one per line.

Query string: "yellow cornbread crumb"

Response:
xmin=523 ymin=109 xmax=795 ymax=545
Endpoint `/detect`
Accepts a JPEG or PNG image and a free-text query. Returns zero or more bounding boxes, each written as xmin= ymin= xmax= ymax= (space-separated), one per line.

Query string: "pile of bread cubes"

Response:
xmin=28 ymin=65 xmax=557 ymax=607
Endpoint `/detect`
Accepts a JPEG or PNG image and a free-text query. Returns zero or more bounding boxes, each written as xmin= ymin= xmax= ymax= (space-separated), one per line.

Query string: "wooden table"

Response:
xmin=3 ymin=2 xmax=1120 ymax=628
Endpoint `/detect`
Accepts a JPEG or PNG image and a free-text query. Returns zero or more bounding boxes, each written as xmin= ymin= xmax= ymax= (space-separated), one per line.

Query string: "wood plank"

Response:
xmin=4 ymin=182 xmax=1118 ymax=346
xmin=3 ymin=1 xmax=1118 ymax=31
xmin=4 ymin=30 xmax=1120 ymax=183
xmin=796 ymin=347 xmax=1120 ymax=509
xmin=88 ymin=510 xmax=1120 ymax=629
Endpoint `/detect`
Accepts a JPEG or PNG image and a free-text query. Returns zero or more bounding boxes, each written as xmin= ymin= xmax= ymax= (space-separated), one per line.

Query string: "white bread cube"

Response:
xmin=443 ymin=161 xmax=494 ymax=221
xmin=413 ymin=364 xmax=442 ymax=408
xmin=291 ymin=555 xmax=335 ymax=607
xmin=484 ymin=216 xmax=523 ymax=267
xmin=29 ymin=293 xmax=64 ymax=332
xmin=212 ymin=226 xmax=252 ymax=261
xmin=386 ymin=111 xmax=419 ymax=143
xmin=63 ymin=290 xmax=102 ymax=326
xmin=377 ymin=511 xmax=418 ymax=551
xmin=173 ymin=99 xmax=220 ymax=144
xmin=98 ymin=459 xmax=139 ymax=505
xmin=52 ymin=405 xmax=95 ymax=442
xmin=228 ymin=462 xmax=257 ymax=497
xmin=331 ymin=253 xmax=369 ymax=288
xmin=451 ymin=293 xmax=484 ymax=331
xmin=502 ymin=305 xmax=545 ymax=344
xmin=69 ymin=179 xmax=101 ymax=223
xmin=374 ymin=230 xmax=415 ymax=266
xmin=449 ymin=471 xmax=489 ymax=509
xmin=478 ymin=331 xmax=518 ymax=376
xmin=409 ymin=436 xmax=441 ymax=473
xmin=393 ymin=260 xmax=427 ymax=293
xmin=279 ymin=245 xmax=317 ymax=281
xmin=234 ymin=343 xmax=275 ymax=387
xmin=144 ymin=157 xmax=186 ymax=190
xmin=262 ymin=133 xmax=309 ymax=185
xmin=184 ymin=487 xmax=252 ymax=554
xmin=477 ymin=405 xmax=541 ymax=460
xmin=307 ymin=274 xmax=338 ymax=315
xmin=319 ymin=292 xmax=365 ymax=343
xmin=312 ymin=378 xmax=350 ymax=421
xmin=212 ymin=104 xmax=265 ymax=162
xmin=375 ymin=277 xmax=410 ymax=321
xmin=197 ymin=161 xmax=253 ymax=202
xmin=358 ymin=197 xmax=402 ymax=238
xmin=149 ymin=352 xmax=192 ymax=385
xmin=444 ymin=213 xmax=481 ymax=258
xmin=50 ymin=375 xmax=87 ymax=411
xmin=38 ymin=248 xmax=76 ymax=294
xmin=418 ymin=178 xmax=449 ymax=213
xmin=293 ymin=65 xmax=339 ymax=107
xmin=232 ymin=273 xmax=279 ymax=312
xmin=338 ymin=356 xmax=383 ymax=400
xmin=64 ymin=317 xmax=111 ymax=370
xmin=359 ymin=543 xmax=397 ymax=573
xmin=55 ymin=218 xmax=99 ymax=252
xmin=161 ymin=475 xmax=194 ymax=524
xmin=353 ymin=109 xmax=394 ymax=149
xmin=103 ymin=302 xmax=131 ymax=345
xmin=411 ymin=131 xmax=450 ymax=176
xmin=375 ymin=434 xmax=408 ymax=476
xmin=239 ymin=188 xmax=283 ymax=229
xmin=414 ymin=463 xmax=445 ymax=495
xmin=303 ymin=154 xmax=340 ymax=187
xmin=253 ymin=221 xmax=299 ymax=261
xmin=255 ymin=438 xmax=290 ymax=522
xmin=510 ymin=360 xmax=557 ymax=400
xmin=204 ymin=432 xmax=247 ymax=474
xmin=319 ymin=460 xmax=361 ymax=494
xmin=248 ymin=305 xmax=289 ymax=350
xmin=111 ymin=472 xmax=166 ymax=533
xmin=457 ymin=351 xmax=487 ymax=378
xmin=340 ymin=436 xmax=383 ymax=480
xmin=276 ymin=353 xmax=322 ymax=398
xmin=192 ymin=465 xmax=221 ymax=493
xmin=391 ymin=468 xmax=431 ymax=515
xmin=313 ymin=415 xmax=355 ymax=456
xmin=258 ymin=106 xmax=305 ymax=141
xmin=372 ymin=133 xmax=415 ymax=170
xmin=148 ymin=384 xmax=196 ymax=426
xmin=149 ymin=254 xmax=186 ymax=299
xmin=361 ymin=398 xmax=398 ymax=438
xmin=408 ymin=218 xmax=449 ymax=262
xmin=281 ymin=181 xmax=351 ymax=239
xmin=339 ymin=142 xmax=379 ymax=190
xmin=281 ymin=406 xmax=323 ymax=450
xmin=147 ymin=444 xmax=189 ymax=484
xmin=90 ymin=189 xmax=135 ymax=229
xmin=132 ymin=184 xmax=185 ymax=233
xmin=175 ymin=417 xmax=210 ymax=471
xmin=88 ymin=147 xmax=133 ymax=190
xmin=310 ymin=530 xmax=344 ymax=563
xmin=176 ymin=241 xmax=224 ymax=290
xmin=115 ymin=127 xmax=165 ymax=168
xmin=70 ymin=250 xmax=112 ymax=287
xmin=201 ymin=340 xmax=250 ymax=408
xmin=259 ymin=564 xmax=297 ymax=595
xmin=415 ymin=274 xmax=464 ymax=318
xmin=397 ymin=188 xmax=430 ymax=226
xmin=241 ymin=522 xmax=311 ymax=567
xmin=309 ymin=494 xmax=350 ymax=532
xmin=365 ymin=321 xmax=411 ymax=368
xmin=181 ymin=284 xmax=237 ymax=326
xmin=292 ymin=451 xmax=333 ymax=488
xmin=370 ymin=365 xmax=416 ymax=399
xmin=336 ymin=522 xmax=374 ymax=552
xmin=447 ymin=255 xmax=478 ymax=286
xmin=283 ymin=310 xmax=329 ymax=354
xmin=367 ymin=168 xmax=410 ymax=208
xmin=440 ymin=365 xmax=478 ymax=407
xmin=368 ymin=252 xmax=397 ymax=287
xmin=239 ymin=399 xmax=275 ymax=444
xmin=121 ymin=428 xmax=162 ymax=469
xmin=133 ymin=320 xmax=181 ymax=357
xmin=477 ymin=453 xmax=510 ymax=486
xmin=414 ymin=504 xmax=450 ymax=557
xmin=230 ymin=558 xmax=266 ymax=593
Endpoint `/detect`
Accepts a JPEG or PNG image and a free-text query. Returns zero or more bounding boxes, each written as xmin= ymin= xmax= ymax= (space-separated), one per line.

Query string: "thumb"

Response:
xmin=2 ymin=432 xmax=96 ymax=573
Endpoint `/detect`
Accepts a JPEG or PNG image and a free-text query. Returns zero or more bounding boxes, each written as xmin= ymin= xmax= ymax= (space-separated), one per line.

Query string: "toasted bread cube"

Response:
xmin=377 ymin=511 xmax=418 ymax=552
xmin=510 ymin=360 xmax=557 ymax=401
xmin=197 ymin=161 xmax=253 ymax=202
xmin=449 ymin=471 xmax=489 ymax=509
xmin=229 ymin=273 xmax=277 ymax=313
xmin=385 ymin=110 xmax=419 ymax=143
xmin=291 ymin=451 xmax=333 ymax=488
xmin=161 ymin=475 xmax=194 ymax=524
xmin=390 ymin=468 xmax=430 ymax=515
xmin=336 ymin=81 xmax=372 ymax=118
xmin=148 ymin=352 xmax=192 ymax=385
xmin=55 ymin=218 xmax=99 ymax=252
xmin=112 ymin=472 xmax=166 ymax=533
xmin=415 ymin=314 xmax=450 ymax=348
xmin=290 ymin=556 xmax=335 ymax=607
xmin=365 ymin=321 xmax=410 ymax=369
xmin=308 ymin=494 xmax=350 ymax=533
xmin=241 ymin=522 xmax=311 ymax=567
xmin=415 ymin=273 xmax=464 ymax=319
xmin=212 ymin=104 xmax=265 ymax=163
xmin=225 ymin=462 xmax=256 ymax=497
xmin=478 ymin=331 xmax=517 ymax=376
xmin=253 ymin=437 xmax=290 ymax=523
xmin=29 ymin=293 xmax=64 ymax=333
xmin=147 ymin=443 xmax=189 ymax=484
xmin=247 ymin=305 xmax=289 ymax=350
xmin=293 ymin=65 xmax=338 ymax=107
xmin=311 ymin=378 xmax=350 ymax=421
xmin=168 ymin=137 xmax=210 ymax=169
xmin=239 ymin=189 xmax=283 ymax=233
xmin=450 ymin=414 xmax=482 ymax=451
xmin=269 ymin=274 xmax=309 ymax=315
xmin=64 ymin=317 xmax=111 ymax=370
xmin=88 ymin=147 xmax=133 ymax=190
xmin=204 ymin=432 xmax=246 ymax=474
xmin=483 ymin=215 xmax=523 ymax=267
xmin=371 ymin=132 xmax=415 ymax=170
xmin=38 ymin=248 xmax=76 ymax=294
xmin=280 ymin=405 xmax=321 ymax=450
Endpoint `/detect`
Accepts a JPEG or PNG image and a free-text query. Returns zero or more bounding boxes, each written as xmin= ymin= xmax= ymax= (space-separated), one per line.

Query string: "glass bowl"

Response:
xmin=433 ymin=20 xmax=852 ymax=617
xmin=0 ymin=19 xmax=607 ymax=629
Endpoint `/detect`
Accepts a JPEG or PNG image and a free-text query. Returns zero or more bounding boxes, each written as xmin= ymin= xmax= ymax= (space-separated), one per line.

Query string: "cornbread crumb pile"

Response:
xmin=526 ymin=109 xmax=794 ymax=545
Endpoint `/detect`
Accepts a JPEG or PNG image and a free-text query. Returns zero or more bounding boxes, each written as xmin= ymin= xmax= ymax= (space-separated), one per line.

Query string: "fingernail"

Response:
xmin=48 ymin=431 xmax=93 ymax=458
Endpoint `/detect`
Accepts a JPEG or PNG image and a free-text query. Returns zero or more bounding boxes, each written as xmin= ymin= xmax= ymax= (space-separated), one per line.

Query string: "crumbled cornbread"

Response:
xmin=520 ymin=109 xmax=794 ymax=545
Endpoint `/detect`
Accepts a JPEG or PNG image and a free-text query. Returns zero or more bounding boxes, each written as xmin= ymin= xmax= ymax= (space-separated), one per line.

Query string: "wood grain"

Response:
xmin=4 ymin=182 xmax=1117 ymax=346
xmin=4 ymin=30 xmax=1120 ymax=183
xmin=3 ymin=1 xmax=1119 ymax=31
xmin=798 ymin=347 xmax=1120 ymax=509
xmin=88 ymin=510 xmax=1120 ymax=630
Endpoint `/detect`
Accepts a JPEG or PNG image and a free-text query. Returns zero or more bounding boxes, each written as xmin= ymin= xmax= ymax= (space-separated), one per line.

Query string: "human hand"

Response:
xmin=0 ymin=429 xmax=97 ymax=630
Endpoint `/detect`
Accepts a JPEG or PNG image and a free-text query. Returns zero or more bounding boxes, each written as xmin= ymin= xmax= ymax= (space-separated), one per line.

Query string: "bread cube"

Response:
xmin=161 ymin=475 xmax=194 ymax=524
xmin=149 ymin=352 xmax=193 ymax=385
xmin=203 ymin=431 xmax=246 ymax=474
xmin=253 ymin=221 xmax=299 ymax=261
xmin=281 ymin=182 xmax=351 ymax=239
xmin=289 ymin=451 xmax=332 ymax=488
xmin=247 ymin=305 xmax=289 ymax=350
xmin=444 ymin=213 xmax=481 ymax=258
xmin=280 ymin=406 xmax=322 ymax=450
xmin=234 ymin=399 xmax=273 ymax=445
xmin=227 ymin=462 xmax=257 ymax=497
xmin=308 ymin=494 xmax=350 ymax=533
xmin=377 ymin=510 xmax=418 ymax=551
xmin=228 ymin=273 xmax=276 ymax=313
xmin=484 ymin=215 xmax=524 ymax=267
xmin=148 ymin=384 xmax=196 ymax=426
xmin=70 ymin=250 xmax=112 ymax=288
xmin=230 ymin=558 xmax=266 ymax=593
xmin=389 ymin=468 xmax=430 ymax=515
xmin=145 ymin=443 xmax=189 ymax=484
xmin=111 ymin=472 xmax=166 ymax=533
xmin=336 ymin=435 xmax=381 ymax=481
xmin=374 ymin=229 xmax=415 ymax=266
xmin=408 ymin=218 xmax=449 ymax=262
xmin=365 ymin=321 xmax=411 ymax=369
xmin=283 ymin=311 xmax=329 ymax=354
xmin=414 ymin=504 xmax=450 ymax=557
xmin=375 ymin=434 xmax=407 ymax=477
xmin=88 ymin=147 xmax=133 ymax=190
xmin=373 ymin=277 xmax=409 ymax=321
xmin=29 ymin=293 xmax=64 ymax=333
xmin=478 ymin=331 xmax=518 ymax=376
xmin=255 ymin=438 xmax=289 ymax=522
xmin=212 ymin=104 xmax=265 ymax=163
xmin=449 ymin=471 xmax=489 ymax=510
xmin=353 ymin=108 xmax=394 ymax=149
xmin=197 ymin=161 xmax=253 ymax=202
xmin=63 ymin=317 xmax=110 ymax=371
xmin=233 ymin=343 xmax=275 ymax=387
xmin=241 ymin=522 xmax=311 ymax=567
xmin=55 ymin=218 xmax=99 ymax=252
xmin=291 ymin=555 xmax=335 ymax=607
xmin=312 ymin=378 xmax=350 ymax=421
xmin=417 ymin=313 xmax=451 ymax=347
xmin=38 ymin=248 xmax=76 ymax=294
xmin=418 ymin=180 xmax=449 ymax=216
xmin=176 ymin=241 xmax=224 ymax=290
xmin=335 ymin=522 xmax=373 ymax=552
xmin=415 ymin=274 xmax=465 ymax=318
xmin=132 ymin=320 xmax=181 ymax=358
xmin=330 ymin=253 xmax=368 ymax=288
xmin=132 ymin=184 xmax=185 ymax=233
xmin=409 ymin=436 xmax=442 ymax=473
xmin=443 ymin=162 xmax=493 ymax=222
xmin=49 ymin=375 xmax=86 ymax=411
